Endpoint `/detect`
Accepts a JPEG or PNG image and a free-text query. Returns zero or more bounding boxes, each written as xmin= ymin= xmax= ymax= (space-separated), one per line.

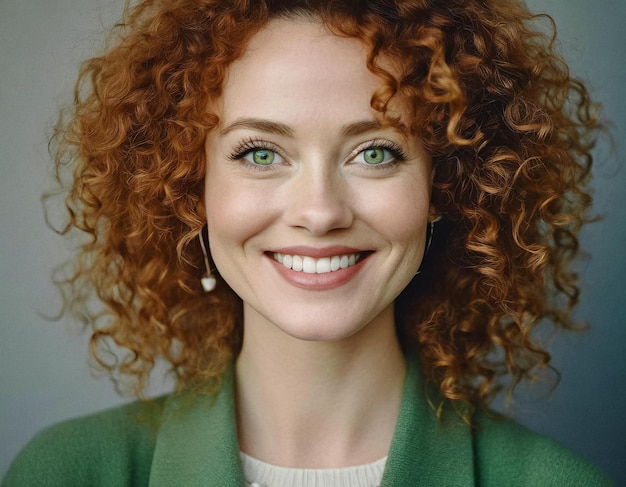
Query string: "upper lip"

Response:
xmin=269 ymin=245 xmax=367 ymax=258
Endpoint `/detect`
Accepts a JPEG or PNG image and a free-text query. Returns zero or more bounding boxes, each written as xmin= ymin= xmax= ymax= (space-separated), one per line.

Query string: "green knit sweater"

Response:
xmin=2 ymin=357 xmax=612 ymax=486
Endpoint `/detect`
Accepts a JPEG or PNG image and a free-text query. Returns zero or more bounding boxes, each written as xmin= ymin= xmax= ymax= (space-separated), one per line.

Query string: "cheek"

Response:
xmin=359 ymin=178 xmax=431 ymax=247
xmin=204 ymin=168 xmax=277 ymax=250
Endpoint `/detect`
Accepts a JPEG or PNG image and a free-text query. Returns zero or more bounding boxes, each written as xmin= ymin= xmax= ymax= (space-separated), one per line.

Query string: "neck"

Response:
xmin=235 ymin=304 xmax=406 ymax=468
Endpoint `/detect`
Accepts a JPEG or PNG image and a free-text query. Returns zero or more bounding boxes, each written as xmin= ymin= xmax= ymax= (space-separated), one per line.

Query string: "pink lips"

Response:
xmin=266 ymin=246 xmax=370 ymax=291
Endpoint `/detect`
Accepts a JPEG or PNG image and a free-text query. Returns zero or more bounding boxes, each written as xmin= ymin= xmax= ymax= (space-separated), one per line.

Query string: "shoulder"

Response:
xmin=2 ymin=397 xmax=165 ymax=487
xmin=473 ymin=410 xmax=613 ymax=486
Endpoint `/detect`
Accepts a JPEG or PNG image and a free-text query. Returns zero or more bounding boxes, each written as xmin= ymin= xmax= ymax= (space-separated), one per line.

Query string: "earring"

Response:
xmin=416 ymin=217 xmax=440 ymax=275
xmin=425 ymin=220 xmax=435 ymax=256
xmin=198 ymin=229 xmax=216 ymax=292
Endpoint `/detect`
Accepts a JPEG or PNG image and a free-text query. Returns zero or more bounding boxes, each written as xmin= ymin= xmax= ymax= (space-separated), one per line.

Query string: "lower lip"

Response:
xmin=267 ymin=253 xmax=369 ymax=291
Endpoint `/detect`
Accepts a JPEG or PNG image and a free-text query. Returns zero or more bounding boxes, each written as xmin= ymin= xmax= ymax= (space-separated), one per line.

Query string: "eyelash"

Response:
xmin=227 ymin=137 xmax=283 ymax=168
xmin=351 ymin=140 xmax=408 ymax=168
xmin=227 ymin=137 xmax=408 ymax=171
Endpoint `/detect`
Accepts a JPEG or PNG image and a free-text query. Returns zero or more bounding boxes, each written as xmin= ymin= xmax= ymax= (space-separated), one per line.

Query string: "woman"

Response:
xmin=2 ymin=0 xmax=611 ymax=485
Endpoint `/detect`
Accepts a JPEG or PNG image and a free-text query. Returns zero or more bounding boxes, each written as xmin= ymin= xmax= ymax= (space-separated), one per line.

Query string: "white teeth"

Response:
xmin=273 ymin=252 xmax=362 ymax=274
xmin=302 ymin=256 xmax=316 ymax=273
xmin=316 ymin=257 xmax=331 ymax=274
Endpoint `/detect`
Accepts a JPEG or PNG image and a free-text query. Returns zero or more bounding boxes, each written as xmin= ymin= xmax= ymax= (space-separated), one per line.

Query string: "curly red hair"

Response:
xmin=50 ymin=0 xmax=600 ymax=408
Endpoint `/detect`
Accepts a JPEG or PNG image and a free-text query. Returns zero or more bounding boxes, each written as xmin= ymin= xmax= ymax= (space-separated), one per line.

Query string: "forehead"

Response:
xmin=217 ymin=17 xmax=400 ymax=125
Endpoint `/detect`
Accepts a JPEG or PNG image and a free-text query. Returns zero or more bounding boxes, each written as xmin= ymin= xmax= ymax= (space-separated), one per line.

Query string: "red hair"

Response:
xmin=50 ymin=0 xmax=600 ymax=409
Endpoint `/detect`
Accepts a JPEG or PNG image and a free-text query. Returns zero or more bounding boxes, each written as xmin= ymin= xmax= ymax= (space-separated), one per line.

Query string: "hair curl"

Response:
xmin=50 ymin=0 xmax=600 ymax=409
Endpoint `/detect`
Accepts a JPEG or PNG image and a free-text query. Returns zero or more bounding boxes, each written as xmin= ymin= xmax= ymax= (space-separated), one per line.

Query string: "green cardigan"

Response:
xmin=2 ymin=357 xmax=611 ymax=486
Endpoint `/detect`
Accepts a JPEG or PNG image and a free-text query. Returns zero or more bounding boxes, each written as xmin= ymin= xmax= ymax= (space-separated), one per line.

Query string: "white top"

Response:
xmin=240 ymin=452 xmax=387 ymax=487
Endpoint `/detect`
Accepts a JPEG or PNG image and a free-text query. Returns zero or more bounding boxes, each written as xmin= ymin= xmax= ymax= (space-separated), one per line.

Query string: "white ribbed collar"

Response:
xmin=240 ymin=452 xmax=387 ymax=487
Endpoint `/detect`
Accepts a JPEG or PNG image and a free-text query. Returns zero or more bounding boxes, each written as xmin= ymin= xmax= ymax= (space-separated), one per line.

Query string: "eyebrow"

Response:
xmin=219 ymin=118 xmax=400 ymax=137
xmin=341 ymin=120 xmax=382 ymax=137
xmin=219 ymin=118 xmax=294 ymax=137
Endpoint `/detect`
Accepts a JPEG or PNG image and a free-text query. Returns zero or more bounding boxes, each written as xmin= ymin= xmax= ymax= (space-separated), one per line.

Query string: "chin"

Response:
xmin=267 ymin=308 xmax=385 ymax=344
xmin=279 ymin=324 xmax=361 ymax=343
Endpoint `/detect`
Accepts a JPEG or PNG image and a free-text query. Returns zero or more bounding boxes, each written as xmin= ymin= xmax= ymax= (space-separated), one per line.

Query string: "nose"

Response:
xmin=283 ymin=163 xmax=354 ymax=235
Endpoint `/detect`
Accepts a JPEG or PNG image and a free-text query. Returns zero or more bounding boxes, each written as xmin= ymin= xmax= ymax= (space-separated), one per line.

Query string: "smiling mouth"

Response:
xmin=271 ymin=252 xmax=366 ymax=274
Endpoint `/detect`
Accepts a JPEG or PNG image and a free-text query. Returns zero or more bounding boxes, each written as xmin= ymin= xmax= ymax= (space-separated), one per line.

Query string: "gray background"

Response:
xmin=1 ymin=0 xmax=624 ymax=483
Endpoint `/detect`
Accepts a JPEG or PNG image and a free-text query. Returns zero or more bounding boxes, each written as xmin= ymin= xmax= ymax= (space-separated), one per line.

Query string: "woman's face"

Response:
xmin=205 ymin=18 xmax=432 ymax=342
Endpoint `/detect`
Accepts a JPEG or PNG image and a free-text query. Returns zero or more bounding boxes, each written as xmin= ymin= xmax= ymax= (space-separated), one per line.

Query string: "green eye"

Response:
xmin=363 ymin=147 xmax=387 ymax=165
xmin=251 ymin=149 xmax=275 ymax=165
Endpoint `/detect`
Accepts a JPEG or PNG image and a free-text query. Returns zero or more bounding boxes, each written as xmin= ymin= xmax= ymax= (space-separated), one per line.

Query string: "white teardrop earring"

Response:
xmin=198 ymin=229 xmax=216 ymax=292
